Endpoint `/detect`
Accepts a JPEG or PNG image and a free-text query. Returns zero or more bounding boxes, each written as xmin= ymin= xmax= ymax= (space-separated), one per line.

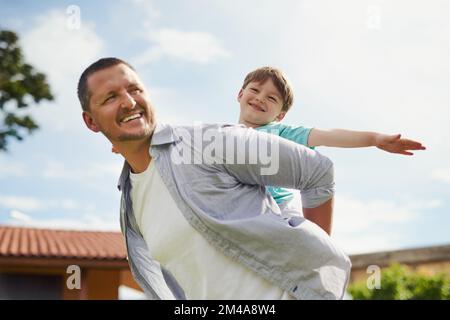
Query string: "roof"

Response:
xmin=0 ymin=225 xmax=127 ymax=261
xmin=350 ymin=244 xmax=450 ymax=269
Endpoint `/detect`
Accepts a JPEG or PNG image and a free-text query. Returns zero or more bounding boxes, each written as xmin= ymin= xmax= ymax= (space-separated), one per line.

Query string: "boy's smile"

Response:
xmin=248 ymin=100 xmax=267 ymax=113
xmin=238 ymin=79 xmax=285 ymax=128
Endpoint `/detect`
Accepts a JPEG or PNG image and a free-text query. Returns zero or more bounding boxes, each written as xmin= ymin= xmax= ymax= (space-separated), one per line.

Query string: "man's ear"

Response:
xmin=82 ymin=111 xmax=100 ymax=133
xmin=275 ymin=111 xmax=286 ymax=122
xmin=237 ymin=89 xmax=243 ymax=102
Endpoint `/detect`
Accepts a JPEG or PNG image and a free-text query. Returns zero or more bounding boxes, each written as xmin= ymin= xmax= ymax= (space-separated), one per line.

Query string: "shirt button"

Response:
xmin=288 ymin=216 xmax=302 ymax=227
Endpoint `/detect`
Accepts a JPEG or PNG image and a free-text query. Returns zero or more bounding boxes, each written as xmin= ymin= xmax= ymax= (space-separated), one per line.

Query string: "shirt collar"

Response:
xmin=150 ymin=122 xmax=177 ymax=146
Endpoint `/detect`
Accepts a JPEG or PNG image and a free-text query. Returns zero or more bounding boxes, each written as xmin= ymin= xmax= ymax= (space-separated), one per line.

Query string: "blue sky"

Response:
xmin=0 ymin=0 xmax=449 ymax=254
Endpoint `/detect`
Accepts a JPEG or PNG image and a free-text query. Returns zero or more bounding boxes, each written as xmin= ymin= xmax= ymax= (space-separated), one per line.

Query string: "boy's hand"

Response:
xmin=375 ymin=134 xmax=426 ymax=155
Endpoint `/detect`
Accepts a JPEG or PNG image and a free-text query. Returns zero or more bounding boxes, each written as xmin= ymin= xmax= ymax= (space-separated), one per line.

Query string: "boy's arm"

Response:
xmin=308 ymin=128 xmax=426 ymax=155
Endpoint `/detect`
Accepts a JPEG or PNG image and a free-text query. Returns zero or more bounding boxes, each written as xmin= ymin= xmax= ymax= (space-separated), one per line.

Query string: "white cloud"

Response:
xmin=0 ymin=157 xmax=26 ymax=178
xmin=134 ymin=28 xmax=230 ymax=66
xmin=339 ymin=234 xmax=404 ymax=255
xmin=128 ymin=0 xmax=161 ymax=20
xmin=431 ymin=167 xmax=450 ymax=184
xmin=2 ymin=17 xmax=24 ymax=30
xmin=280 ymin=0 xmax=450 ymax=145
xmin=285 ymin=191 xmax=439 ymax=254
xmin=6 ymin=212 xmax=120 ymax=232
xmin=9 ymin=210 xmax=33 ymax=223
xmin=0 ymin=196 xmax=45 ymax=211
xmin=19 ymin=9 xmax=104 ymax=132
xmin=22 ymin=9 xmax=103 ymax=85
xmin=331 ymin=194 xmax=441 ymax=254
xmin=0 ymin=194 xmax=85 ymax=213
xmin=2 ymin=198 xmax=119 ymax=231
xmin=42 ymin=158 xmax=123 ymax=182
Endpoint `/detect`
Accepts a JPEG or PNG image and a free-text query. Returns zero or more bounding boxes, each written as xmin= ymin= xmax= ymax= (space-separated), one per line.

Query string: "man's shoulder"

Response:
xmin=170 ymin=122 xmax=245 ymax=131
xmin=157 ymin=122 xmax=290 ymax=150
xmin=152 ymin=122 xmax=245 ymax=145
xmin=168 ymin=122 xmax=250 ymax=137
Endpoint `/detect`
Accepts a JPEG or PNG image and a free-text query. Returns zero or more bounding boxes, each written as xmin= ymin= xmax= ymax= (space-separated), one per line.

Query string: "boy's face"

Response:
xmin=237 ymin=79 xmax=285 ymax=128
xmin=82 ymin=63 xmax=156 ymax=145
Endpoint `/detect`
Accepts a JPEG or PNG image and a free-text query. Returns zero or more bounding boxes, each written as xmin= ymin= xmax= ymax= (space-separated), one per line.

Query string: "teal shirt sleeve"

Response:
xmin=256 ymin=122 xmax=314 ymax=148
xmin=255 ymin=122 xmax=315 ymax=205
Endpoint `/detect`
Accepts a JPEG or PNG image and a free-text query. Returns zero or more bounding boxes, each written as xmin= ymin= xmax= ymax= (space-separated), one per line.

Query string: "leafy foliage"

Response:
xmin=348 ymin=263 xmax=450 ymax=300
xmin=0 ymin=29 xmax=53 ymax=151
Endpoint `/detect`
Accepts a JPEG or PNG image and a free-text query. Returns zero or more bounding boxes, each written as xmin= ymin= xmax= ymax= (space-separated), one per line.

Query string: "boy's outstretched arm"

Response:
xmin=308 ymin=129 xmax=426 ymax=155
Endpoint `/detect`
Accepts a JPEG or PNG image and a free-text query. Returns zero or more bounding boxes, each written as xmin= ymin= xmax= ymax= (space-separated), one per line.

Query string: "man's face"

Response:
xmin=82 ymin=64 xmax=156 ymax=144
xmin=237 ymin=79 xmax=285 ymax=128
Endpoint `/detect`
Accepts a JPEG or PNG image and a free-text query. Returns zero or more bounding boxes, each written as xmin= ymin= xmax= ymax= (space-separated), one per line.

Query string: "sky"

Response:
xmin=0 ymin=0 xmax=449 ymax=255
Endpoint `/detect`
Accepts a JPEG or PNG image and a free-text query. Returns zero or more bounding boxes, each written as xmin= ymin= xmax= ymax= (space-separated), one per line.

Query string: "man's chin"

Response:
xmin=117 ymin=132 xmax=152 ymax=142
xmin=117 ymin=126 xmax=154 ymax=141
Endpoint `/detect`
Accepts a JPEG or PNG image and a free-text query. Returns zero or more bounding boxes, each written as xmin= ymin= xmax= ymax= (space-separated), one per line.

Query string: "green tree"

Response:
xmin=348 ymin=263 xmax=450 ymax=300
xmin=0 ymin=29 xmax=53 ymax=151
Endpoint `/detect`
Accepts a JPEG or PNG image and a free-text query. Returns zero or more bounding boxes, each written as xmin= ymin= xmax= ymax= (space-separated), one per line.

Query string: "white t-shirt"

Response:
xmin=130 ymin=160 xmax=294 ymax=300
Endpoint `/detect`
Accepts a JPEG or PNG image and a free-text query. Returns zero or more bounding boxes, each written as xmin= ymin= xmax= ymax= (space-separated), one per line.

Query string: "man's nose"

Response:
xmin=120 ymin=92 xmax=137 ymax=109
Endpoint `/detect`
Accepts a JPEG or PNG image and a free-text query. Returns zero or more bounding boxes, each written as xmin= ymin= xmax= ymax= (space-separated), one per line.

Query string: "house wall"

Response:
xmin=0 ymin=273 xmax=62 ymax=299
xmin=0 ymin=261 xmax=126 ymax=300
xmin=120 ymin=270 xmax=142 ymax=292
xmin=84 ymin=269 xmax=120 ymax=300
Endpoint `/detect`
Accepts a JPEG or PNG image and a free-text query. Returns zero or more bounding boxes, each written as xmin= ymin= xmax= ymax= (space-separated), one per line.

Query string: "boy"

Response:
xmin=237 ymin=66 xmax=425 ymax=227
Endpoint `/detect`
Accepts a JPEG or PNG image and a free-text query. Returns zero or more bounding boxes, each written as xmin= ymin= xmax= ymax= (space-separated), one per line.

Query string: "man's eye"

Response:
xmin=104 ymin=95 xmax=116 ymax=103
xmin=130 ymin=88 xmax=142 ymax=94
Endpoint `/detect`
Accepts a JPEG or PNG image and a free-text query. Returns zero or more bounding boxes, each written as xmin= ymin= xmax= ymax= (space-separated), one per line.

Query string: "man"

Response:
xmin=79 ymin=57 xmax=351 ymax=300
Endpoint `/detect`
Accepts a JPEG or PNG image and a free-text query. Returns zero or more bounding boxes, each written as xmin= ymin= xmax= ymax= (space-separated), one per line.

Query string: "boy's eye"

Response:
xmin=269 ymin=96 xmax=277 ymax=103
xmin=250 ymin=88 xmax=258 ymax=93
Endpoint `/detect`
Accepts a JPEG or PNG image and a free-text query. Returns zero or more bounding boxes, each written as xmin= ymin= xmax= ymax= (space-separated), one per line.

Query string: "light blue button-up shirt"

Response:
xmin=118 ymin=123 xmax=351 ymax=300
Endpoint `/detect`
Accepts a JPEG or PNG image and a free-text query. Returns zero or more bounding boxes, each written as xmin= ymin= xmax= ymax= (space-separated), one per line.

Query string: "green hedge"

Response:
xmin=348 ymin=263 xmax=450 ymax=300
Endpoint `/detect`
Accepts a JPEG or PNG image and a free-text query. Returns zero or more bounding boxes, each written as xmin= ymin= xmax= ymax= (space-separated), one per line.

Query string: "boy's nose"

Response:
xmin=256 ymin=98 xmax=266 ymax=105
xmin=255 ymin=95 xmax=265 ymax=104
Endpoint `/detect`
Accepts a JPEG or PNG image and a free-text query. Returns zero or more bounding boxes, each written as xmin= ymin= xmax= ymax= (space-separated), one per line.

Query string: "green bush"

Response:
xmin=348 ymin=263 xmax=450 ymax=300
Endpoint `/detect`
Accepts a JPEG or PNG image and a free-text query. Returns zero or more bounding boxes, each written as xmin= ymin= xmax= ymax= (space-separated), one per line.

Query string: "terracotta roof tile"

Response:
xmin=0 ymin=225 xmax=127 ymax=260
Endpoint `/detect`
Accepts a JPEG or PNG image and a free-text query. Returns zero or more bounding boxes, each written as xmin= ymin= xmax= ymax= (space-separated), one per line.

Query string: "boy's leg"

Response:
xmin=302 ymin=198 xmax=334 ymax=235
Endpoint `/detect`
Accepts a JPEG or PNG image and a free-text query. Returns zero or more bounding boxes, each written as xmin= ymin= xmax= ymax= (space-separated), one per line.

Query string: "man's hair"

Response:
xmin=241 ymin=66 xmax=294 ymax=112
xmin=77 ymin=57 xmax=135 ymax=112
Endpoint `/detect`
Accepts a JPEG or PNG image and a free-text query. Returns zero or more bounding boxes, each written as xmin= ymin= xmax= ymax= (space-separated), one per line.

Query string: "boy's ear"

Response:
xmin=237 ymin=89 xmax=243 ymax=102
xmin=275 ymin=111 xmax=286 ymax=122
xmin=82 ymin=111 xmax=100 ymax=133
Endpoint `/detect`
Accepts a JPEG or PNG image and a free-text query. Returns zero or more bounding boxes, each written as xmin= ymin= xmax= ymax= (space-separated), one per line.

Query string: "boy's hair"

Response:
xmin=242 ymin=66 xmax=294 ymax=112
xmin=77 ymin=57 xmax=135 ymax=112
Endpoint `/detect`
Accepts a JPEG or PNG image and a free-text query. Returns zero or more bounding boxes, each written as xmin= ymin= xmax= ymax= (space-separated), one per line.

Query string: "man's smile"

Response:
xmin=120 ymin=112 xmax=144 ymax=124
